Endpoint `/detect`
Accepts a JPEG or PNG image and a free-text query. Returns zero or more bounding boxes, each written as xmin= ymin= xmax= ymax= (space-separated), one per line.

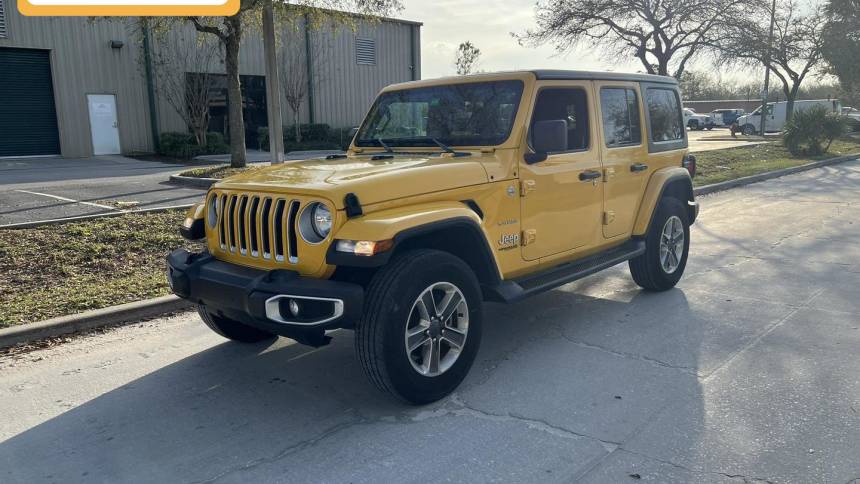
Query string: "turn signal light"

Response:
xmin=335 ymin=239 xmax=394 ymax=256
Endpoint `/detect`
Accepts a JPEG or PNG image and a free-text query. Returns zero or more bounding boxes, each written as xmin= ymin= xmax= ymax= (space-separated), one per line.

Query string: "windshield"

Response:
xmin=355 ymin=80 xmax=524 ymax=148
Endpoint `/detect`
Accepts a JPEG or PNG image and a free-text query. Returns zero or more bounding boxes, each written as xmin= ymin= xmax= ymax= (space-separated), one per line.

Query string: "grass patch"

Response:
xmin=693 ymin=137 xmax=860 ymax=186
xmin=0 ymin=211 xmax=201 ymax=328
xmin=179 ymin=164 xmax=264 ymax=179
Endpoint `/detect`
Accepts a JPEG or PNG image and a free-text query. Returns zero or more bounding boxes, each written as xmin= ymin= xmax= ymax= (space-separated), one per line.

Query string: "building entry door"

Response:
xmin=87 ymin=94 xmax=121 ymax=155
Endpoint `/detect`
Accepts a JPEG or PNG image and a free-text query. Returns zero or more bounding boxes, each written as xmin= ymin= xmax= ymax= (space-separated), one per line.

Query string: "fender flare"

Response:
xmin=632 ymin=167 xmax=695 ymax=236
xmin=326 ymin=202 xmax=502 ymax=284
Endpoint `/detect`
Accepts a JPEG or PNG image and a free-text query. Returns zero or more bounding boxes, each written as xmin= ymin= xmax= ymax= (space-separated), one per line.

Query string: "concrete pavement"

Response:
xmin=1 ymin=161 xmax=860 ymax=483
xmin=0 ymin=156 xmax=206 ymax=225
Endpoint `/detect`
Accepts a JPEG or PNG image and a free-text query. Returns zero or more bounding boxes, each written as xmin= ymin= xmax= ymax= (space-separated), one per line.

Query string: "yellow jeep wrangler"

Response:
xmin=168 ymin=70 xmax=698 ymax=404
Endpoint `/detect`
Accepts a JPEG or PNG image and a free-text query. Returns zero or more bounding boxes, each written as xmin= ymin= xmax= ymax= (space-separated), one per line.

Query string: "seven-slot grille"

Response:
xmin=214 ymin=193 xmax=301 ymax=263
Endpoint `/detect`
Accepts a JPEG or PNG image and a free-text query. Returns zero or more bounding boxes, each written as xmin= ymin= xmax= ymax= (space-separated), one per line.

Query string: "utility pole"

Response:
xmin=263 ymin=0 xmax=285 ymax=163
xmin=759 ymin=0 xmax=777 ymax=137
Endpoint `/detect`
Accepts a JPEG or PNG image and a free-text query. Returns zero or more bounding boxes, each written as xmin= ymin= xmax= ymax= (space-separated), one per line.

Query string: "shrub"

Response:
xmin=257 ymin=123 xmax=354 ymax=152
xmin=783 ymin=106 xmax=848 ymax=156
xmin=158 ymin=131 xmax=229 ymax=159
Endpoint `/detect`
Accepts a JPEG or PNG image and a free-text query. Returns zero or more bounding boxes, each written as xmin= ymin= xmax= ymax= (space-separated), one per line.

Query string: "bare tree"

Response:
xmin=151 ymin=33 xmax=220 ymax=146
xmin=142 ymin=0 xmax=401 ymax=168
xmin=518 ymin=0 xmax=745 ymax=78
xmin=713 ymin=0 xmax=828 ymax=120
xmin=279 ymin=20 xmax=333 ymax=143
xmin=455 ymin=41 xmax=481 ymax=75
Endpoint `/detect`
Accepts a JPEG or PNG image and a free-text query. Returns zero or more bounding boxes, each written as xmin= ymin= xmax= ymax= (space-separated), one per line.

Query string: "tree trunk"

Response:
xmin=295 ymin=110 xmax=301 ymax=143
xmin=785 ymin=84 xmax=800 ymax=123
xmin=224 ymin=30 xmax=246 ymax=168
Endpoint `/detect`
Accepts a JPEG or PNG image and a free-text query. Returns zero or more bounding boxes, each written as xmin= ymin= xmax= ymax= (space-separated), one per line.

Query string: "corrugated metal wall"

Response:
xmin=0 ymin=13 xmax=153 ymax=158
xmin=154 ymin=18 xmax=420 ymax=135
xmin=0 ymin=5 xmax=419 ymax=158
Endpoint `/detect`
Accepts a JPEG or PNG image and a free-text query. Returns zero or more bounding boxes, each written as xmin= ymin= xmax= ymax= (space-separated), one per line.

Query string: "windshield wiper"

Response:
xmin=376 ymin=137 xmax=393 ymax=153
xmin=430 ymin=137 xmax=455 ymax=153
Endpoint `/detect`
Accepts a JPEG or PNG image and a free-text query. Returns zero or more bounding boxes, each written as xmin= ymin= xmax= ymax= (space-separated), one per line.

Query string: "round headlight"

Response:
xmin=311 ymin=203 xmax=332 ymax=238
xmin=207 ymin=194 xmax=218 ymax=228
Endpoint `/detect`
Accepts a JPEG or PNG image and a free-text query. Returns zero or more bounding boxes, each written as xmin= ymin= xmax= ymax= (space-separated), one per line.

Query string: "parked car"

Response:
xmin=709 ymin=108 xmax=745 ymax=127
xmin=737 ymin=99 xmax=843 ymax=135
xmin=683 ymin=108 xmax=714 ymax=130
xmin=168 ymin=70 xmax=699 ymax=404
xmin=842 ymin=107 xmax=860 ymax=132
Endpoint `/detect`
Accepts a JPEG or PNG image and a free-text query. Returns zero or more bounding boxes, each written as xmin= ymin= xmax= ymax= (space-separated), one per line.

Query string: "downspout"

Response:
xmin=141 ymin=19 xmax=160 ymax=152
xmin=304 ymin=14 xmax=315 ymax=124
xmin=410 ymin=24 xmax=417 ymax=81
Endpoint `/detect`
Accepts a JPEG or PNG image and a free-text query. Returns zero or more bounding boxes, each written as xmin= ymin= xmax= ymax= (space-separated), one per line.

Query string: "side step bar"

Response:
xmin=485 ymin=240 xmax=646 ymax=303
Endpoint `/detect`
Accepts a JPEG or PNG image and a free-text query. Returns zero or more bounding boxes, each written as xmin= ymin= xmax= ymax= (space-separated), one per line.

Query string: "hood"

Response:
xmin=214 ymin=154 xmax=491 ymax=209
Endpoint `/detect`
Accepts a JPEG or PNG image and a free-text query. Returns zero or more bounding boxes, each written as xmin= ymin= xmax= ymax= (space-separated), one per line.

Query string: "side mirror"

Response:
xmin=526 ymin=119 xmax=568 ymax=164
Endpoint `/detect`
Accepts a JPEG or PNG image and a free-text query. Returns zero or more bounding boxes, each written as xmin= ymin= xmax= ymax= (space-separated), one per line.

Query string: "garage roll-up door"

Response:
xmin=0 ymin=48 xmax=61 ymax=157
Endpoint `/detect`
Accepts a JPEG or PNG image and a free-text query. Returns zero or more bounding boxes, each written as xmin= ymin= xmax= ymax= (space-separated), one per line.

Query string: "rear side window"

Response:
xmin=646 ymin=88 xmax=683 ymax=141
xmin=529 ymin=87 xmax=590 ymax=152
xmin=600 ymin=88 xmax=642 ymax=147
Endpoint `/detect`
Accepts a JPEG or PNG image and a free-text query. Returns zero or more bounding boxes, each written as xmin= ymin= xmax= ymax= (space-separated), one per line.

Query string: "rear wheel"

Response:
xmin=356 ymin=249 xmax=483 ymax=404
xmin=197 ymin=305 xmax=276 ymax=343
xmin=629 ymin=197 xmax=690 ymax=291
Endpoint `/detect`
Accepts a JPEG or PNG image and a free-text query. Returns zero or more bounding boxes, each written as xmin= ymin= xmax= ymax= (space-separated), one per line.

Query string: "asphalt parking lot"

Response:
xmin=0 ymin=156 xmax=206 ymax=226
xmin=686 ymin=127 xmax=766 ymax=152
xmin=1 ymin=160 xmax=859 ymax=483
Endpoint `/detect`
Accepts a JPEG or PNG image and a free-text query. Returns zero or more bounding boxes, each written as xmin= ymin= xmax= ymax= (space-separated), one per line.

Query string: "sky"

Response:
xmin=400 ymin=0 xmax=646 ymax=80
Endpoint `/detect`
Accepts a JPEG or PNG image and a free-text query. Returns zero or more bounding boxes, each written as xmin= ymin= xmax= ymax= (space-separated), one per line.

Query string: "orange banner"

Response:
xmin=18 ymin=0 xmax=240 ymax=16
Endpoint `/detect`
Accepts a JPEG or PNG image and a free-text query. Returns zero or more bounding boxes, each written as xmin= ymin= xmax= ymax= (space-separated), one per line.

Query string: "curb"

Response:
xmin=3 ymin=152 xmax=857 ymax=348
xmin=693 ymin=153 xmax=859 ymax=196
xmin=169 ymin=174 xmax=218 ymax=188
xmin=0 ymin=204 xmax=195 ymax=230
xmin=0 ymin=295 xmax=193 ymax=349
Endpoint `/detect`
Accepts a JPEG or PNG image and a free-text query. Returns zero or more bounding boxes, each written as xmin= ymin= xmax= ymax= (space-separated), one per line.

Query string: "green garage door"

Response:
xmin=0 ymin=48 xmax=61 ymax=157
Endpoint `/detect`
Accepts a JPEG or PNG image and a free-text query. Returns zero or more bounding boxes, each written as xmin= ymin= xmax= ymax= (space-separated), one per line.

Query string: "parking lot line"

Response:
xmin=14 ymin=189 xmax=118 ymax=211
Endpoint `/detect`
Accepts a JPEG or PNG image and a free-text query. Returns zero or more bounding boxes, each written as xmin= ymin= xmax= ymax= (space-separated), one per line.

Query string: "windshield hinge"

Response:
xmin=520 ymin=179 xmax=536 ymax=197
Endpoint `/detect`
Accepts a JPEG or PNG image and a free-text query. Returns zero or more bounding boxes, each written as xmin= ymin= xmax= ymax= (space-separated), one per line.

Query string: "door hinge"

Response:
xmin=603 ymin=167 xmax=616 ymax=182
xmin=522 ymin=229 xmax=537 ymax=246
xmin=520 ymin=179 xmax=536 ymax=197
xmin=603 ymin=211 xmax=615 ymax=225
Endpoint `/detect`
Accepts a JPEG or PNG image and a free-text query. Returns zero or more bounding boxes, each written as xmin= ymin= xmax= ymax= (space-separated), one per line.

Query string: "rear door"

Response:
xmin=594 ymin=81 xmax=649 ymax=239
xmin=519 ymin=81 xmax=604 ymax=261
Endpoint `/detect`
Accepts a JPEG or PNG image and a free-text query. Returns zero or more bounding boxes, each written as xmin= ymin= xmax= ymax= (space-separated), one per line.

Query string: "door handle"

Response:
xmin=579 ymin=170 xmax=602 ymax=181
xmin=630 ymin=163 xmax=648 ymax=172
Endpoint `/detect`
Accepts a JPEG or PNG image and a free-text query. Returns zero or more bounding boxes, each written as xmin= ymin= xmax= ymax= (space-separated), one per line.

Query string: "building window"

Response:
xmin=355 ymin=37 xmax=376 ymax=65
xmin=0 ymin=0 xmax=8 ymax=39
xmin=600 ymin=87 xmax=642 ymax=147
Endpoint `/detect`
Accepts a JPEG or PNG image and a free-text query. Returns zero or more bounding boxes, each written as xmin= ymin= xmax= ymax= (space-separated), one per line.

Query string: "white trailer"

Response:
xmin=737 ymin=99 xmax=842 ymax=135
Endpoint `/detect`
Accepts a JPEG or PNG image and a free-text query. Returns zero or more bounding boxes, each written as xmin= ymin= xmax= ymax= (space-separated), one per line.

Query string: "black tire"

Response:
xmin=356 ymin=249 xmax=483 ymax=405
xmin=629 ymin=197 xmax=690 ymax=291
xmin=197 ymin=305 xmax=276 ymax=343
xmin=688 ymin=120 xmax=699 ymax=130
xmin=742 ymin=124 xmax=756 ymax=136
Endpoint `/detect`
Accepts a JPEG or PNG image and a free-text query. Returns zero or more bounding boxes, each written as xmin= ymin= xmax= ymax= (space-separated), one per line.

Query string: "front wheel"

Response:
xmin=742 ymin=124 xmax=756 ymax=136
xmin=629 ymin=197 xmax=690 ymax=291
xmin=355 ymin=249 xmax=483 ymax=404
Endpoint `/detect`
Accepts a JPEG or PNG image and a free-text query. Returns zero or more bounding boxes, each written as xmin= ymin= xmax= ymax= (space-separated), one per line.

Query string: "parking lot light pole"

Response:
xmin=759 ymin=0 xmax=777 ymax=137
xmin=263 ymin=0 xmax=285 ymax=164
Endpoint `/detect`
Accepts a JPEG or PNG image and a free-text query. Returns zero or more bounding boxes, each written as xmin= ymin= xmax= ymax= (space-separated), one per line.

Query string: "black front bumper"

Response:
xmin=166 ymin=249 xmax=364 ymax=338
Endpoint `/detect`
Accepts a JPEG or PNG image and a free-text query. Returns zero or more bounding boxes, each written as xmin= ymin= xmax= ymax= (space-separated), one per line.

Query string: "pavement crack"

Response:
xmin=620 ymin=449 xmax=778 ymax=483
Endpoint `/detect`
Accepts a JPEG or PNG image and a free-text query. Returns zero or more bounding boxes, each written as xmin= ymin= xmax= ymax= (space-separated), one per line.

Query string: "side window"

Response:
xmin=529 ymin=87 xmax=590 ymax=152
xmin=646 ymin=88 xmax=683 ymax=142
xmin=600 ymin=88 xmax=642 ymax=147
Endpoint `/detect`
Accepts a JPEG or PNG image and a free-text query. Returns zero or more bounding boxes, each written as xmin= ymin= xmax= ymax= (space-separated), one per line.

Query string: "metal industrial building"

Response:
xmin=0 ymin=2 xmax=421 ymax=158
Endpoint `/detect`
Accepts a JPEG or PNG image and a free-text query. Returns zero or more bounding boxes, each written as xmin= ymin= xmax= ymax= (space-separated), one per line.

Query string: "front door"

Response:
xmin=520 ymin=82 xmax=604 ymax=261
xmin=87 ymin=94 xmax=121 ymax=155
xmin=594 ymin=82 xmax=649 ymax=239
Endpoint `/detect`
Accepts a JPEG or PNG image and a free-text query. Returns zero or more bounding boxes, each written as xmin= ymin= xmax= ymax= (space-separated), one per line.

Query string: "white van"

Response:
xmin=737 ymin=99 xmax=842 ymax=135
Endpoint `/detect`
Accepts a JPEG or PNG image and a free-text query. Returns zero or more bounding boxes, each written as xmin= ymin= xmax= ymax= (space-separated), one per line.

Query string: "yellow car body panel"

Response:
xmin=182 ymin=70 xmax=693 ymax=283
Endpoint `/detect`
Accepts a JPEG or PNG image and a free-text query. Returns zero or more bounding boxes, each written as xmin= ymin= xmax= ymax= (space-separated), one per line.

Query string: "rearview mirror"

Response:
xmin=527 ymin=120 xmax=568 ymax=164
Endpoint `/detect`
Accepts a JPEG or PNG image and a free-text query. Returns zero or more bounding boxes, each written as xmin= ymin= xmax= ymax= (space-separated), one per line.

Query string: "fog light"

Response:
xmin=289 ymin=299 xmax=301 ymax=317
